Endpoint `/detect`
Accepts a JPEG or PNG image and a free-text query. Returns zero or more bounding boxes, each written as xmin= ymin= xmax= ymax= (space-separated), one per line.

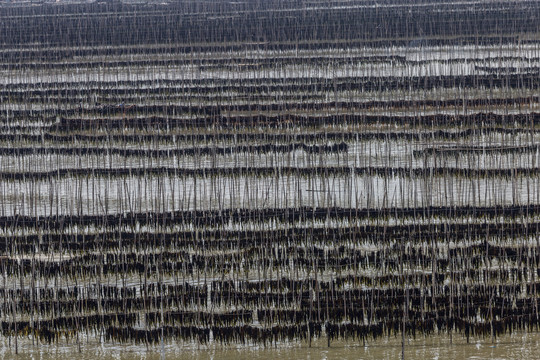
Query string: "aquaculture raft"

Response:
xmin=1 ymin=0 xmax=540 ymax=352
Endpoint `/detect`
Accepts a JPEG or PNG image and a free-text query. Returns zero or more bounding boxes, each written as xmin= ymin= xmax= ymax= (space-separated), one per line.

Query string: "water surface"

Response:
xmin=3 ymin=332 xmax=540 ymax=359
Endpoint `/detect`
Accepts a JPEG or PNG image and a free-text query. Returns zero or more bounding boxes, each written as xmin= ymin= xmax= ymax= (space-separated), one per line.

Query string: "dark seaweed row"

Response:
xmin=0 ymin=226 xmax=540 ymax=256
xmin=7 ymin=55 xmax=540 ymax=72
xmin=6 ymin=68 xmax=540 ymax=93
xmin=3 ymin=315 xmax=535 ymax=345
xmin=1 ymin=113 xmax=533 ymax=132
xmin=2 ymin=166 xmax=540 ymax=182
xmin=1 ymin=205 xmax=539 ymax=229
xmin=0 ymin=253 xmax=466 ymax=279
xmin=0 ymin=127 xmax=536 ymax=145
xmin=0 ymin=35 xmax=524 ymax=61
xmin=3 ymin=220 xmax=538 ymax=254
xmin=0 ymin=283 xmax=201 ymax=302
xmin=3 ymin=291 xmax=535 ymax=344
xmin=0 ymin=280 xmax=532 ymax=318
xmin=415 ymin=144 xmax=540 ymax=156
xmin=2 ymin=277 xmax=534 ymax=305
xmin=0 ymin=55 xmax=408 ymax=71
xmin=105 ymin=323 xmax=319 ymax=345
xmin=476 ymin=66 xmax=540 ymax=73
xmin=3 ymin=73 xmax=540 ymax=100
xmin=0 ymin=258 xmax=532 ymax=284
xmin=1 ymin=313 xmax=137 ymax=334
xmin=5 ymin=113 xmax=540 ymax=132
xmin=0 ymin=294 xmax=208 ymax=319
xmin=145 ymin=311 xmax=253 ymax=327
xmin=5 ymin=94 xmax=539 ymax=116
xmin=0 ymin=142 xmax=347 ymax=157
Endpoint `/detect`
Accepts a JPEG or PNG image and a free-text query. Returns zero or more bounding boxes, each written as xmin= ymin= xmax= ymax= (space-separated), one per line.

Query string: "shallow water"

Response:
xmin=2 ymin=332 xmax=540 ymax=359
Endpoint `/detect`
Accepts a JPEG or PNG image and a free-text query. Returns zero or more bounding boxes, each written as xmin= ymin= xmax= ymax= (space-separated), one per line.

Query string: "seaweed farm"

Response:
xmin=2 ymin=0 xmax=540 ymax=358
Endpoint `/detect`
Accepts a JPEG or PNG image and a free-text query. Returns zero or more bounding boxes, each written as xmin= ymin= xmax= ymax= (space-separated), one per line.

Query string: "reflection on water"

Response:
xmin=2 ymin=332 xmax=540 ymax=359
